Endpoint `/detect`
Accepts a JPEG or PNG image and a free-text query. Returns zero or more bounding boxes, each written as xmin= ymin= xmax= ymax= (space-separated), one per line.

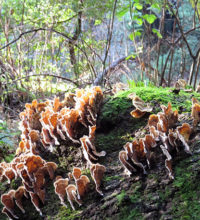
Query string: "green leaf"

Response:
xmin=143 ymin=14 xmax=157 ymax=24
xmin=129 ymin=30 xmax=142 ymax=41
xmin=134 ymin=30 xmax=142 ymax=37
xmin=117 ymin=6 xmax=129 ymax=17
xmin=94 ymin=20 xmax=102 ymax=25
xmin=5 ymin=154 xmax=15 ymax=163
xmin=129 ymin=33 xmax=134 ymax=41
xmin=152 ymin=28 xmax=162 ymax=38
xmin=134 ymin=3 xmax=143 ymax=10
xmin=127 ymin=79 xmax=136 ymax=88
xmin=151 ymin=3 xmax=161 ymax=11
xmin=133 ymin=16 xmax=143 ymax=25
xmin=126 ymin=54 xmax=136 ymax=60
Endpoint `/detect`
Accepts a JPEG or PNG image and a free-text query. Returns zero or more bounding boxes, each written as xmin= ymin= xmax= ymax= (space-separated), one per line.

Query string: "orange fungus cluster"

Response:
xmin=0 ymin=87 xmax=106 ymax=219
xmin=119 ymin=102 xmax=192 ymax=179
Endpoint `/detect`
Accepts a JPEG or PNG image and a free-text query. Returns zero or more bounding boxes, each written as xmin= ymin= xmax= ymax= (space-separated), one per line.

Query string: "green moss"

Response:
xmin=58 ymin=156 xmax=68 ymax=169
xmin=101 ymin=96 xmax=132 ymax=123
xmin=120 ymin=207 xmax=142 ymax=220
xmin=129 ymin=186 xmax=142 ymax=202
xmin=158 ymin=187 xmax=172 ymax=202
xmin=116 ymin=190 xmax=126 ymax=206
xmin=116 ymin=181 xmax=144 ymax=219
xmin=112 ymin=86 xmax=200 ymax=113
xmin=81 ymin=168 xmax=90 ymax=176
xmin=96 ymin=120 xmax=145 ymax=153
xmin=67 ymin=155 xmax=73 ymax=162
xmin=96 ymin=129 xmax=127 ymax=152
xmin=156 ymin=156 xmax=200 ymax=220
xmin=170 ymin=161 xmax=200 ymax=219
xmin=54 ymin=206 xmax=81 ymax=220
xmin=104 ymin=175 xmax=123 ymax=182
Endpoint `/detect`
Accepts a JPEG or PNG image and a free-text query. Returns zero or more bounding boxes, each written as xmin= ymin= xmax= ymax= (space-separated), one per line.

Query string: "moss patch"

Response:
xmin=170 ymin=158 xmax=200 ymax=219
xmin=116 ymin=181 xmax=144 ymax=220
xmin=52 ymin=206 xmax=81 ymax=220
xmin=113 ymin=86 xmax=200 ymax=113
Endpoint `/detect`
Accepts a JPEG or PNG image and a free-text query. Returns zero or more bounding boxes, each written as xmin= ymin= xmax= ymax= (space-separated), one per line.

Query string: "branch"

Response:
xmin=167 ymin=1 xmax=195 ymax=59
xmin=80 ymin=37 xmax=103 ymax=63
xmin=2 ymin=74 xmax=79 ymax=86
xmin=93 ymin=54 xmax=167 ymax=86
xmin=165 ymin=26 xmax=200 ymax=46
xmin=50 ymin=14 xmax=78 ymax=25
xmin=0 ymin=28 xmax=73 ymax=50
xmin=94 ymin=56 xmax=128 ymax=85
xmin=103 ymin=0 xmax=118 ymax=69
xmin=160 ymin=48 xmax=172 ymax=86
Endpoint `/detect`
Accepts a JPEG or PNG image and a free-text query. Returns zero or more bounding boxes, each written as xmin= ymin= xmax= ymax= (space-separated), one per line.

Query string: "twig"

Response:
xmin=167 ymin=1 xmax=194 ymax=59
xmin=102 ymin=0 xmax=118 ymax=77
xmin=0 ymin=28 xmax=73 ymax=50
xmin=94 ymin=56 xmax=130 ymax=85
xmin=50 ymin=14 xmax=78 ymax=25
xmin=2 ymin=74 xmax=79 ymax=86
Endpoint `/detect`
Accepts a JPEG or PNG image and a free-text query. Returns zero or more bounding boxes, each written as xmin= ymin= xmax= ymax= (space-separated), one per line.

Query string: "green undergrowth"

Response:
xmin=101 ymin=96 xmax=132 ymax=123
xmin=104 ymin=175 xmax=123 ymax=182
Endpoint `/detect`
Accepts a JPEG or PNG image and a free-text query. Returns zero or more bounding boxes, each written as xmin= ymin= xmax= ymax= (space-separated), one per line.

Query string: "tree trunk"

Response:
xmin=193 ymin=54 xmax=200 ymax=89
xmin=168 ymin=48 xmax=174 ymax=86
xmin=188 ymin=59 xmax=196 ymax=85
xmin=68 ymin=0 xmax=82 ymax=79
xmin=159 ymin=49 xmax=171 ymax=86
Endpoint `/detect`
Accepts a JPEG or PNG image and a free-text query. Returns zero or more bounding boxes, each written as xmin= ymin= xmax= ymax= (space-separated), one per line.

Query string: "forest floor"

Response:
xmin=1 ymin=86 xmax=200 ymax=220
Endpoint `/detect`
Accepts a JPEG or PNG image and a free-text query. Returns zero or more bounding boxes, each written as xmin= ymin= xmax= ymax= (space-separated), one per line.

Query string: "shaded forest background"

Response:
xmin=1 ymin=0 xmax=200 ymax=107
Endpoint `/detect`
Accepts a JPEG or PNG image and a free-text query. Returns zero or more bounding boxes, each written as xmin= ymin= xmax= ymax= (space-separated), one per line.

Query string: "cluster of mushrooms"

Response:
xmin=119 ymin=95 xmax=200 ymax=179
xmin=54 ymin=164 xmax=106 ymax=210
xmin=1 ymin=155 xmax=57 ymax=217
xmin=0 ymin=86 xmax=106 ymax=219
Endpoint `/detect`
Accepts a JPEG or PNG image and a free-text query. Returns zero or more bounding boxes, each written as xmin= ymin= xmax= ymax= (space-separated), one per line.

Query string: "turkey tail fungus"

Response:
xmin=90 ymin=163 xmax=106 ymax=196
xmin=0 ymin=87 xmax=106 ymax=219
xmin=129 ymin=95 xmax=152 ymax=118
xmin=191 ymin=97 xmax=200 ymax=128
xmin=119 ymin=102 xmax=193 ymax=179
xmin=54 ymin=177 xmax=69 ymax=207
xmin=66 ymin=184 xmax=82 ymax=210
